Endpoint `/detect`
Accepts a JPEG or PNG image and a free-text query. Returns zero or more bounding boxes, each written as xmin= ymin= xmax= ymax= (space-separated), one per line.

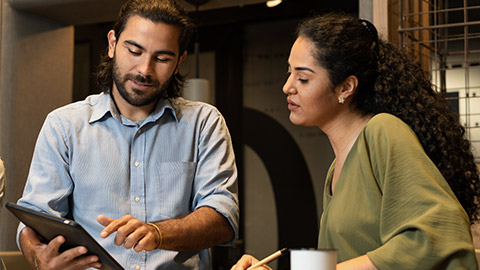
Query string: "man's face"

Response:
xmin=107 ymin=15 xmax=186 ymax=107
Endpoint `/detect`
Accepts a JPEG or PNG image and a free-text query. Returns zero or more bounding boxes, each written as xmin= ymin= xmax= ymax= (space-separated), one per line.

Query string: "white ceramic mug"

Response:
xmin=290 ymin=249 xmax=337 ymax=270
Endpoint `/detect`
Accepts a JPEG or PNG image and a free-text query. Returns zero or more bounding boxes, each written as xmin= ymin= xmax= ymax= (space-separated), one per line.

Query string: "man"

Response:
xmin=16 ymin=0 xmax=239 ymax=269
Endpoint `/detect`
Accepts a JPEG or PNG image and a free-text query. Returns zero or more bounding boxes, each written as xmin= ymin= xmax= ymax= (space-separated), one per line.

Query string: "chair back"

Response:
xmin=0 ymin=251 xmax=32 ymax=270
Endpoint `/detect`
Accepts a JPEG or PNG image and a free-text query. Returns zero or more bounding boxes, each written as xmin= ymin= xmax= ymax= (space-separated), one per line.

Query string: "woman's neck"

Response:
xmin=325 ymin=111 xmax=373 ymax=193
xmin=325 ymin=112 xmax=373 ymax=162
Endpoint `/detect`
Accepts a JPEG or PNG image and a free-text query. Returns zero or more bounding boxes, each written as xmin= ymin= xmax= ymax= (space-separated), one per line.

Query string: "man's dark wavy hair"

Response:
xmin=95 ymin=0 xmax=195 ymax=98
xmin=297 ymin=12 xmax=480 ymax=222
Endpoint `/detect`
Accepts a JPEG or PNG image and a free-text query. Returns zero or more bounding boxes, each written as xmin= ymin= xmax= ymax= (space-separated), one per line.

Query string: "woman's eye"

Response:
xmin=299 ymin=78 xmax=308 ymax=83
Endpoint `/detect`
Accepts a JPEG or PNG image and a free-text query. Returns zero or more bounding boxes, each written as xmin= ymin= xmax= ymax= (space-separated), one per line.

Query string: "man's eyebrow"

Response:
xmin=124 ymin=40 xmax=177 ymax=56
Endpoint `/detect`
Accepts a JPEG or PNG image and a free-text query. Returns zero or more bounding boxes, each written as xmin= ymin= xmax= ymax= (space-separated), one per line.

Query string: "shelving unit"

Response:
xmin=398 ymin=0 xmax=480 ymax=162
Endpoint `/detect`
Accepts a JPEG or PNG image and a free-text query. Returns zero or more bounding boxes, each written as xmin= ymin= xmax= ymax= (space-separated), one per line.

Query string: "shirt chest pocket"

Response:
xmin=149 ymin=161 xmax=196 ymax=220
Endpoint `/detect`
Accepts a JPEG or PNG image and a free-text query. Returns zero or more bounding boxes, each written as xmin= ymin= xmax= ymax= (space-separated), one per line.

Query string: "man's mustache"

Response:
xmin=125 ymin=73 xmax=159 ymax=87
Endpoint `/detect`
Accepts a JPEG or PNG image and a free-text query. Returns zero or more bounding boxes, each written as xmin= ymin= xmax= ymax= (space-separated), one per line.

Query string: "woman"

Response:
xmin=232 ymin=12 xmax=479 ymax=270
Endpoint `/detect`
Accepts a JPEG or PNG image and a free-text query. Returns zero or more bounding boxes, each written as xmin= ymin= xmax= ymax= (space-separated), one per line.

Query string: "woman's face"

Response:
xmin=283 ymin=36 xmax=340 ymax=128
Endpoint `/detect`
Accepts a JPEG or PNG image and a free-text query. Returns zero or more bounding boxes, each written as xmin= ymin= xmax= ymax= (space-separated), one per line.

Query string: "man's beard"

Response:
xmin=112 ymin=58 xmax=173 ymax=107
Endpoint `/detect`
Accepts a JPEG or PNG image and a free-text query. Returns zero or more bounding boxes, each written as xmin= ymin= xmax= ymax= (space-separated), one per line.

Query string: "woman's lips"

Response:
xmin=287 ymin=98 xmax=300 ymax=110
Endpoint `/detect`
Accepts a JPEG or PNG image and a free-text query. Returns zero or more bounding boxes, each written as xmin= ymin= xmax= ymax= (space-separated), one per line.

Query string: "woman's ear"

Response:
xmin=107 ymin=30 xmax=117 ymax=59
xmin=338 ymin=75 xmax=359 ymax=100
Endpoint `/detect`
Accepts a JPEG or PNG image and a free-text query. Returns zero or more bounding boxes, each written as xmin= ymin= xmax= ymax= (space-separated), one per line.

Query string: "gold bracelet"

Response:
xmin=147 ymin=222 xmax=162 ymax=249
xmin=33 ymin=256 xmax=40 ymax=270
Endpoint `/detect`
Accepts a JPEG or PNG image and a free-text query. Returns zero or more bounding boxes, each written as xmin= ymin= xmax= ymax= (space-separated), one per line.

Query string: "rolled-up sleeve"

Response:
xmin=192 ymin=109 xmax=239 ymax=245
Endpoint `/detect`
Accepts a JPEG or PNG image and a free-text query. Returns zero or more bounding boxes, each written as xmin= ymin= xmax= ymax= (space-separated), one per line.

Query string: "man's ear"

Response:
xmin=107 ymin=30 xmax=117 ymax=59
xmin=175 ymin=51 xmax=188 ymax=74
xmin=338 ymin=75 xmax=359 ymax=100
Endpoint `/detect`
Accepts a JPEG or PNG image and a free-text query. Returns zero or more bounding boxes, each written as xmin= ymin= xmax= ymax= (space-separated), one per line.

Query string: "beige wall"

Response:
xmin=0 ymin=0 xmax=74 ymax=250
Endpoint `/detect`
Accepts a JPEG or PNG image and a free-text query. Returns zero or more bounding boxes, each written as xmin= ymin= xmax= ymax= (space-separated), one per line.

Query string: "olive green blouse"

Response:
xmin=318 ymin=113 xmax=478 ymax=269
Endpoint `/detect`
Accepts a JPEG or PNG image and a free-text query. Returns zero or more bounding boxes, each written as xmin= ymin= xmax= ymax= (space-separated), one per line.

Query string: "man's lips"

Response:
xmin=130 ymin=79 xmax=153 ymax=89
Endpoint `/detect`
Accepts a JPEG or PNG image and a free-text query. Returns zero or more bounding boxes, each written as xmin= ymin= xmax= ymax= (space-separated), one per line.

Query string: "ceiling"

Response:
xmin=8 ymin=0 xmax=271 ymax=25
xmin=178 ymin=0 xmax=268 ymax=11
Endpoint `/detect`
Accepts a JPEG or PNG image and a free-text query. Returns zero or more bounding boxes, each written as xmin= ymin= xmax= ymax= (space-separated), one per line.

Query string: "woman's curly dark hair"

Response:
xmin=95 ymin=0 xmax=195 ymax=97
xmin=298 ymin=12 xmax=480 ymax=222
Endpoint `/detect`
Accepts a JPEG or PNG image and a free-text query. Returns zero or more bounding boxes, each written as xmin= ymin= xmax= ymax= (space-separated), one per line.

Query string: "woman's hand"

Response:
xmin=230 ymin=254 xmax=272 ymax=270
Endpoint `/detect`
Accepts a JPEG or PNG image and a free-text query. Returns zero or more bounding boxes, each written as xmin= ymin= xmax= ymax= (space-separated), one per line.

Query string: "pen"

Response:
xmin=246 ymin=248 xmax=288 ymax=270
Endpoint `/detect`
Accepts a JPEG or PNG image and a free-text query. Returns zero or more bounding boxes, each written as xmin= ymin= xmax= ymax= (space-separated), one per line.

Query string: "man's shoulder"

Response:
xmin=46 ymin=93 xmax=110 ymax=127
xmin=170 ymin=97 xmax=223 ymax=119
xmin=49 ymin=93 xmax=107 ymax=117
xmin=171 ymin=97 xmax=217 ymax=111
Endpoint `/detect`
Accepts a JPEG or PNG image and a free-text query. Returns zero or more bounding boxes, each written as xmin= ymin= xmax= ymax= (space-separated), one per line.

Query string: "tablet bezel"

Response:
xmin=6 ymin=202 xmax=124 ymax=270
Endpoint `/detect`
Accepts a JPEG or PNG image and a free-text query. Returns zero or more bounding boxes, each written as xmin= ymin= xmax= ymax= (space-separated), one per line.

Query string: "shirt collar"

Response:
xmin=149 ymin=98 xmax=178 ymax=123
xmin=89 ymin=92 xmax=178 ymax=124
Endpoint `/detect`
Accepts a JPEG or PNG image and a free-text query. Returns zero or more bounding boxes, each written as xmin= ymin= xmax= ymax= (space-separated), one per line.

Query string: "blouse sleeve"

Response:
xmin=365 ymin=115 xmax=477 ymax=269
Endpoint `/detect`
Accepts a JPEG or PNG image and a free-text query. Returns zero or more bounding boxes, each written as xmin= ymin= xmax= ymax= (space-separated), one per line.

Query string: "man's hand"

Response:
xmin=99 ymin=207 xmax=233 ymax=252
xmin=97 ymin=215 xmax=160 ymax=252
xmin=230 ymin=254 xmax=272 ymax=270
xmin=20 ymin=227 xmax=101 ymax=270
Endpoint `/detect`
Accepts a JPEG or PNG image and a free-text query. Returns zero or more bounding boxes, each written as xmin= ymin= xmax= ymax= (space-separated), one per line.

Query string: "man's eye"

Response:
xmin=128 ymin=48 xmax=141 ymax=55
xmin=155 ymin=58 xmax=170 ymax=63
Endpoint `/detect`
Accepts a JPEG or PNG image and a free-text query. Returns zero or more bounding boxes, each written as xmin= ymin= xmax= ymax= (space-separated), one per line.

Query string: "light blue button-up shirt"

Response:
xmin=17 ymin=92 xmax=239 ymax=270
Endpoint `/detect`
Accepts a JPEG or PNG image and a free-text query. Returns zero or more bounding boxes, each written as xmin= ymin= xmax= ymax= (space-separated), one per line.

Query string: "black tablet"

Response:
xmin=6 ymin=202 xmax=124 ymax=270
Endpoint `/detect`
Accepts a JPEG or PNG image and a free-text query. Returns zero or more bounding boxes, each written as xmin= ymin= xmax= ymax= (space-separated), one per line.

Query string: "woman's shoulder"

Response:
xmin=368 ymin=113 xmax=404 ymax=126
xmin=363 ymin=113 xmax=418 ymax=143
xmin=366 ymin=113 xmax=411 ymax=132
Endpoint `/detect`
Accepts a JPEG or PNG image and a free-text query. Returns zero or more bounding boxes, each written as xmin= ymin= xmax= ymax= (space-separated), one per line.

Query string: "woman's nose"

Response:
xmin=283 ymin=74 xmax=295 ymax=95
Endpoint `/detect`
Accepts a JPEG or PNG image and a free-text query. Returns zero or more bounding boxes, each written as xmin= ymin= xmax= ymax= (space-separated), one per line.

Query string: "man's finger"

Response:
xmin=58 ymin=246 xmax=89 ymax=262
xmin=134 ymin=230 xmax=157 ymax=252
xmin=97 ymin=215 xmax=113 ymax=227
xmin=115 ymin=217 xmax=148 ymax=247
xmin=123 ymin=224 xmax=151 ymax=250
xmin=22 ymin=227 xmax=43 ymax=245
xmin=98 ymin=215 xmax=124 ymax=238
xmin=44 ymin=235 xmax=65 ymax=256
xmin=43 ymin=246 xmax=97 ymax=270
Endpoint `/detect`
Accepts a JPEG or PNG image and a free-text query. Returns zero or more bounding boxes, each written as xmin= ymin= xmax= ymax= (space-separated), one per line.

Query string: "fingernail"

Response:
xmin=100 ymin=231 xmax=107 ymax=237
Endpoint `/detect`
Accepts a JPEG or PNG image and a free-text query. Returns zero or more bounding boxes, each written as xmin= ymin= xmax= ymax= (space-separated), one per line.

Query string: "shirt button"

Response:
xmin=135 ymin=266 xmax=140 ymax=270
xmin=134 ymin=161 xmax=140 ymax=167
xmin=137 ymin=129 xmax=142 ymax=134
xmin=135 ymin=196 xmax=140 ymax=202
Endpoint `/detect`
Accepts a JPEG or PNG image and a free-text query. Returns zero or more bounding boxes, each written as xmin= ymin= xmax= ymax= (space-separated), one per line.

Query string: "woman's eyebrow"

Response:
xmin=294 ymin=66 xmax=315 ymax=73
